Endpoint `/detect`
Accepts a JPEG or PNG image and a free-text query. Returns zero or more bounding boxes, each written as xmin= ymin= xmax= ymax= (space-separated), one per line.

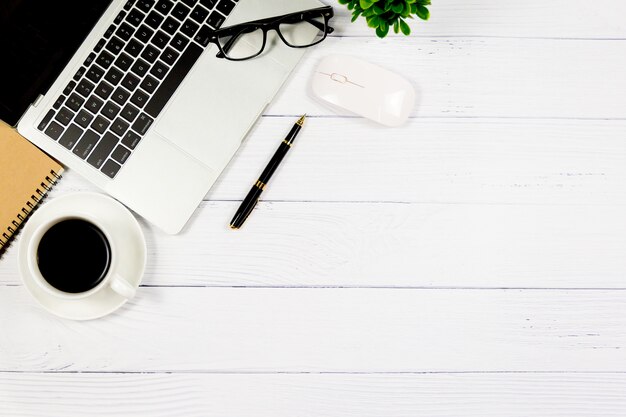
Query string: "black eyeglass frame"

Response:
xmin=208 ymin=6 xmax=335 ymax=61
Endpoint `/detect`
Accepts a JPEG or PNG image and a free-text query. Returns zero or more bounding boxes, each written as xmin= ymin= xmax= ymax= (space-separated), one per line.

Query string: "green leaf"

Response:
xmin=393 ymin=19 xmax=400 ymax=33
xmin=376 ymin=25 xmax=389 ymax=38
xmin=415 ymin=4 xmax=430 ymax=20
xmin=359 ymin=0 xmax=374 ymax=9
xmin=391 ymin=2 xmax=403 ymax=13
xmin=399 ymin=19 xmax=411 ymax=35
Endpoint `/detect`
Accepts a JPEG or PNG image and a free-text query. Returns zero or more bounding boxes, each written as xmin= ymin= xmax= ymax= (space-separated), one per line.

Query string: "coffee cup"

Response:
xmin=26 ymin=213 xmax=136 ymax=300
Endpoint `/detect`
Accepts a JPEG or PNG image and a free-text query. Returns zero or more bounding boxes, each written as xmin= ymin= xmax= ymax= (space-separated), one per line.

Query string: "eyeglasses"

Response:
xmin=207 ymin=6 xmax=335 ymax=61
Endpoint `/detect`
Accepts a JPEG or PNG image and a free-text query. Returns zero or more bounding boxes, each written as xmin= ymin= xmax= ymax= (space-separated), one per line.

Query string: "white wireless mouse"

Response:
xmin=310 ymin=55 xmax=416 ymax=127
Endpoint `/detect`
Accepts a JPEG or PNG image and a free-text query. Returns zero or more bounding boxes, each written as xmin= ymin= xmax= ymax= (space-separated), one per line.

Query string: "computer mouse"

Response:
xmin=310 ymin=55 xmax=416 ymax=127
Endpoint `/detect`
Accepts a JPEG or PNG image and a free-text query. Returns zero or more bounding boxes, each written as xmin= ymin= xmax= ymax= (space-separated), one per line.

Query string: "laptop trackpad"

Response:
xmin=153 ymin=50 xmax=285 ymax=169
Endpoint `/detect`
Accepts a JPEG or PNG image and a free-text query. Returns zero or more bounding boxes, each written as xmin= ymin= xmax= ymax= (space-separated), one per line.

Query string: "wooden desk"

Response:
xmin=2 ymin=1 xmax=626 ymax=415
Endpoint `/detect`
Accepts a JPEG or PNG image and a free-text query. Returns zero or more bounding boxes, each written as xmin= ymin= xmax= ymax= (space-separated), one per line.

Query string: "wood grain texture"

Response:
xmin=2 ymin=372 xmax=626 ymax=417
xmin=267 ymin=37 xmax=626 ymax=119
xmin=1 ymin=287 xmax=625 ymax=372
xmin=333 ymin=0 xmax=626 ymax=38
xmin=3 ymin=201 xmax=626 ymax=288
xmin=46 ymin=118 xmax=626 ymax=204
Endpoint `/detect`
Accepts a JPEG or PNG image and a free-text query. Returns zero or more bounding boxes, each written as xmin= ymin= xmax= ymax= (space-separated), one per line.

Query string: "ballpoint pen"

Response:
xmin=230 ymin=114 xmax=306 ymax=229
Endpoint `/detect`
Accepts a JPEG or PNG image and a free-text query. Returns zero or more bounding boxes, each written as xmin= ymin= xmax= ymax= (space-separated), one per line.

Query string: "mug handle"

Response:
xmin=110 ymin=273 xmax=136 ymax=299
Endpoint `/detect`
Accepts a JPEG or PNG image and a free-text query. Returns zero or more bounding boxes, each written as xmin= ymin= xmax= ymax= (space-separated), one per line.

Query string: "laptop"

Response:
xmin=0 ymin=0 xmax=325 ymax=234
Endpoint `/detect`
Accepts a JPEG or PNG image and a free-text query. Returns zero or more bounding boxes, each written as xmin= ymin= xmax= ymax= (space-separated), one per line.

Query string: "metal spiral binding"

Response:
xmin=0 ymin=169 xmax=62 ymax=255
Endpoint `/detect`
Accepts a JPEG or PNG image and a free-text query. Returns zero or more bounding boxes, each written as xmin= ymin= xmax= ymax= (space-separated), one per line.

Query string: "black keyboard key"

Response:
xmin=122 ymin=130 xmax=142 ymax=149
xmin=55 ymin=107 xmax=74 ymax=126
xmin=73 ymin=67 xmax=86 ymax=81
xmin=136 ymin=25 xmax=155 ymax=43
xmin=121 ymin=73 xmax=141 ymax=91
xmin=136 ymin=0 xmax=155 ymax=13
xmin=116 ymin=22 xmax=135 ymax=41
xmin=193 ymin=25 xmax=212 ymax=46
xmin=66 ymin=93 xmax=85 ymax=112
xmin=132 ymin=113 xmax=154 ymax=135
xmin=96 ymin=51 xmax=115 ymax=69
xmin=160 ymin=47 xmax=179 ymax=66
xmin=172 ymin=3 xmax=191 ymax=21
xmin=91 ymin=115 xmax=110 ymax=133
xmin=215 ymin=0 xmax=234 ymax=16
xmin=145 ymin=11 xmax=164 ymax=29
xmin=53 ymin=95 xmax=65 ymax=109
xmin=140 ymin=75 xmax=159 ymax=94
xmin=111 ymin=118 xmax=130 ymax=136
xmin=207 ymin=11 xmax=225 ymax=29
xmin=190 ymin=5 xmax=209 ymax=23
xmin=94 ymin=38 xmax=106 ymax=53
xmin=145 ymin=43 xmax=202 ymax=118
xmin=181 ymin=0 xmax=197 ymax=7
xmin=75 ymin=109 xmax=95 ymax=128
xmin=115 ymin=53 xmax=134 ymax=71
xmin=45 ymin=121 xmax=65 ymax=140
xmin=112 ymin=145 xmax=132 ymax=164
xmin=63 ymin=81 xmax=76 ymax=96
xmin=112 ymin=87 xmax=132 ymax=106
xmin=105 ymin=36 xmax=125 ymax=55
xmin=121 ymin=103 xmax=140 ymax=122
xmin=102 ymin=159 xmax=122 ymax=179
xmin=162 ymin=16 xmax=181 ymax=35
xmin=105 ymin=67 xmax=124 ymax=85
xmin=141 ymin=44 xmax=160 ymax=63
xmin=127 ymin=9 xmax=145 ymax=27
xmin=114 ymin=10 xmax=127 ymax=25
xmin=181 ymin=19 xmax=199 ymax=38
xmin=84 ymin=53 xmax=97 ymax=67
xmin=85 ymin=95 xmax=105 ymax=113
xmin=131 ymin=59 xmax=150 ymax=77
xmin=88 ymin=132 xmax=119 ymax=169
xmin=170 ymin=33 xmax=189 ymax=52
xmin=124 ymin=0 xmax=134 ymax=11
xmin=102 ymin=102 xmax=122 ymax=120
xmin=131 ymin=89 xmax=150 ymax=108
xmin=86 ymin=65 xmax=105 ymax=83
xmin=155 ymin=0 xmax=174 ymax=15
xmin=38 ymin=110 xmax=55 ymax=131
xmin=104 ymin=24 xmax=116 ymax=39
xmin=200 ymin=0 xmax=216 ymax=10
xmin=150 ymin=60 xmax=169 ymax=80
xmin=59 ymin=124 xmax=83 ymax=150
xmin=125 ymin=39 xmax=144 ymax=57
xmin=151 ymin=31 xmax=171 ymax=49
xmin=95 ymin=81 xmax=115 ymax=100
xmin=74 ymin=129 xmax=100 ymax=159
xmin=76 ymin=79 xmax=95 ymax=97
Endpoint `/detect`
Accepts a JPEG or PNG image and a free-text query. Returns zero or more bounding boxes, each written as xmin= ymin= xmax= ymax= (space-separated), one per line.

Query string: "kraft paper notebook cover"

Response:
xmin=0 ymin=120 xmax=63 ymax=256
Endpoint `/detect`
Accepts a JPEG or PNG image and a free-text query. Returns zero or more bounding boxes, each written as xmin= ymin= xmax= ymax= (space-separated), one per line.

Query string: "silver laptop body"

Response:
xmin=17 ymin=0 xmax=323 ymax=234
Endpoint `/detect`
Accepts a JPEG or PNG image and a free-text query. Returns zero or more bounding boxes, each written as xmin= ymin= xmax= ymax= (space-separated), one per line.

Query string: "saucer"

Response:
xmin=18 ymin=192 xmax=147 ymax=320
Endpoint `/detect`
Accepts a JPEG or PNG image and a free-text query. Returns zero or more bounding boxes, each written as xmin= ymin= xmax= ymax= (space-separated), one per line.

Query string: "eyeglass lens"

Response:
xmin=217 ymin=10 xmax=328 ymax=60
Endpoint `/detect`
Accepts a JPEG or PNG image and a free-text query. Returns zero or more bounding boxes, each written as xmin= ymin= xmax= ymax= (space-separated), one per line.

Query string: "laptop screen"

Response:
xmin=0 ymin=0 xmax=113 ymax=126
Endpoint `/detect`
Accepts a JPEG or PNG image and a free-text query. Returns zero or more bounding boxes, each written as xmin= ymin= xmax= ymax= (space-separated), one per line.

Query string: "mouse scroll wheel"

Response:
xmin=330 ymin=73 xmax=348 ymax=83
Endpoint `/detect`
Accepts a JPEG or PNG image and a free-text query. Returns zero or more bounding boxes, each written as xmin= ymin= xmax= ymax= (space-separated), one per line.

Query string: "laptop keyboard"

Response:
xmin=36 ymin=0 xmax=238 ymax=179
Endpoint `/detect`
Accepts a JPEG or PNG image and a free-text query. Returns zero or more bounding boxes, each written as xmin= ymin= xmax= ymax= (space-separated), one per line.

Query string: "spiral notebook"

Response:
xmin=0 ymin=120 xmax=63 ymax=256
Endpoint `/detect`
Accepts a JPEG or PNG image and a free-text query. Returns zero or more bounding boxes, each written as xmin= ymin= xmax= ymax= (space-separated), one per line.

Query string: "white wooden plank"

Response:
xmin=1 ymin=287 xmax=625 ymax=372
xmin=3 ymin=201 xmax=626 ymax=288
xmin=47 ymin=118 xmax=626 ymax=204
xmin=332 ymin=0 xmax=626 ymax=39
xmin=3 ymin=372 xmax=626 ymax=417
xmin=268 ymin=37 xmax=626 ymax=119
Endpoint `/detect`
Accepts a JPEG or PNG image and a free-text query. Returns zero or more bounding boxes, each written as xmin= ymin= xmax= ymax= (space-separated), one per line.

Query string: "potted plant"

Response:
xmin=338 ymin=0 xmax=431 ymax=38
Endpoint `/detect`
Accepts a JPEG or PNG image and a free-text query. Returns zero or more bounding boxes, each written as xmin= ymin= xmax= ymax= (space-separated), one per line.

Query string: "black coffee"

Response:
xmin=36 ymin=219 xmax=111 ymax=293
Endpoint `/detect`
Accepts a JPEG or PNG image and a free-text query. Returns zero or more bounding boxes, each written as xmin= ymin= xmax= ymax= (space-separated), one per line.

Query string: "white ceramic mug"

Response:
xmin=26 ymin=213 xmax=136 ymax=300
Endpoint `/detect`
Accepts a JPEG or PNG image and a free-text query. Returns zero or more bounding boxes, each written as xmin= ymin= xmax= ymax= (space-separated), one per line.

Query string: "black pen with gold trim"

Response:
xmin=230 ymin=114 xmax=306 ymax=229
